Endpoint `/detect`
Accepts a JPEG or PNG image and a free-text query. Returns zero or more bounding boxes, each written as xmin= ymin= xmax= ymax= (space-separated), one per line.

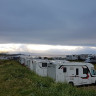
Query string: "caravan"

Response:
xmin=32 ymin=59 xmax=49 ymax=77
xmin=66 ymin=55 xmax=78 ymax=61
xmin=85 ymin=56 xmax=96 ymax=63
xmin=25 ymin=58 xmax=34 ymax=70
xmin=19 ymin=56 xmax=31 ymax=66
xmin=19 ymin=57 xmax=49 ymax=77
xmin=19 ymin=56 xmax=26 ymax=65
xmin=47 ymin=61 xmax=96 ymax=86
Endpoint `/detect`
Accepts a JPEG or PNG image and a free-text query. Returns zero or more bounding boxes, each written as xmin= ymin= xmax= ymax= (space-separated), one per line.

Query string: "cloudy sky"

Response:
xmin=0 ymin=0 xmax=96 ymax=55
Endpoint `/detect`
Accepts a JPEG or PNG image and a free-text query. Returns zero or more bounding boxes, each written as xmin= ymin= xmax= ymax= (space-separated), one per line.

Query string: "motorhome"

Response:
xmin=78 ymin=54 xmax=89 ymax=60
xmin=47 ymin=62 xmax=96 ymax=86
xmin=66 ymin=55 xmax=78 ymax=61
xmin=31 ymin=59 xmax=49 ymax=77
xmin=19 ymin=56 xmax=27 ymax=65
xmin=24 ymin=58 xmax=34 ymax=70
xmin=85 ymin=56 xmax=96 ymax=63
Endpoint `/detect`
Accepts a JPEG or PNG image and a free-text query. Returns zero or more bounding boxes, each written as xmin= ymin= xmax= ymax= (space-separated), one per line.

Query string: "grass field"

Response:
xmin=0 ymin=60 xmax=96 ymax=96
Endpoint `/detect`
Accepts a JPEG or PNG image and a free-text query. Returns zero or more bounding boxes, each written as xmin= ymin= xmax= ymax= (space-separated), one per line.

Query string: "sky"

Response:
xmin=0 ymin=0 xmax=96 ymax=55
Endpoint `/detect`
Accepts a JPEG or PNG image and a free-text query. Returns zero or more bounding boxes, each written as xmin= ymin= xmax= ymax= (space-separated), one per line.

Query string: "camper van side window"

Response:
xmin=76 ymin=68 xmax=79 ymax=75
xmin=42 ymin=63 xmax=47 ymax=67
xmin=63 ymin=67 xmax=67 ymax=72
xmin=83 ymin=68 xmax=88 ymax=74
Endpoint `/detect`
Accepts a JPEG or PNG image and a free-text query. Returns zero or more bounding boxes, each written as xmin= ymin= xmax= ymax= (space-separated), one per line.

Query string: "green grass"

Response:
xmin=0 ymin=60 xmax=96 ymax=96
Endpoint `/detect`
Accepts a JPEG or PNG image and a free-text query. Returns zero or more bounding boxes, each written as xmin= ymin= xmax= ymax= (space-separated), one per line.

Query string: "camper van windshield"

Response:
xmin=91 ymin=69 xmax=96 ymax=75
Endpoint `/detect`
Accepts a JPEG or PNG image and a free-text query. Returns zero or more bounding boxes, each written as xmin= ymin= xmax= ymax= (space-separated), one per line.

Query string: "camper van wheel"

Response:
xmin=69 ymin=82 xmax=74 ymax=86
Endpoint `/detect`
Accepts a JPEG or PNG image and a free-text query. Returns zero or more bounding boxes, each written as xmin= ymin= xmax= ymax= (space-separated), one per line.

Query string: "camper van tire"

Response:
xmin=69 ymin=82 xmax=74 ymax=86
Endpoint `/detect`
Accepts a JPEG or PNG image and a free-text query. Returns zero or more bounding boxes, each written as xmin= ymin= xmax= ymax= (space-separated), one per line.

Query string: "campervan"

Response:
xmin=85 ymin=56 xmax=96 ymax=63
xmin=66 ymin=55 xmax=78 ymax=61
xmin=19 ymin=56 xmax=26 ymax=65
xmin=19 ymin=56 xmax=31 ymax=66
xmin=24 ymin=58 xmax=34 ymax=70
xmin=47 ymin=62 xmax=96 ymax=86
xmin=32 ymin=59 xmax=49 ymax=77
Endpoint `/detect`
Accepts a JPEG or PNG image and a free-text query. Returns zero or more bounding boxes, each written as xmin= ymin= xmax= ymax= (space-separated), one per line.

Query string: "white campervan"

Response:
xmin=19 ymin=56 xmax=27 ymax=65
xmin=31 ymin=59 xmax=49 ymax=77
xmin=24 ymin=58 xmax=34 ymax=70
xmin=47 ymin=61 xmax=96 ymax=86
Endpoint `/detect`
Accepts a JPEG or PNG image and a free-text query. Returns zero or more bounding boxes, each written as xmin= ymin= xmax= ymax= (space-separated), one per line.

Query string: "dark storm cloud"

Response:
xmin=0 ymin=0 xmax=96 ymax=46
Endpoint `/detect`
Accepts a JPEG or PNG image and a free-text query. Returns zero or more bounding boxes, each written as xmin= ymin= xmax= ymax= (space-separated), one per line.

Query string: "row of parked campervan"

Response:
xmin=19 ymin=56 xmax=96 ymax=86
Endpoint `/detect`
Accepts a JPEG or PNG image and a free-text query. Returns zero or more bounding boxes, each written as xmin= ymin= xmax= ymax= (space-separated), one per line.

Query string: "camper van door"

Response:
xmin=63 ymin=66 xmax=68 ymax=82
xmin=42 ymin=62 xmax=47 ymax=76
xmin=68 ymin=66 xmax=79 ymax=85
xmin=81 ymin=66 xmax=90 ymax=84
xmin=75 ymin=67 xmax=80 ymax=85
xmin=57 ymin=65 xmax=68 ymax=82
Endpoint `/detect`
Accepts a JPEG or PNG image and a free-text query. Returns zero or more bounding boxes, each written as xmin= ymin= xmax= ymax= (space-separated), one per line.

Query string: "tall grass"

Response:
xmin=0 ymin=60 xmax=96 ymax=96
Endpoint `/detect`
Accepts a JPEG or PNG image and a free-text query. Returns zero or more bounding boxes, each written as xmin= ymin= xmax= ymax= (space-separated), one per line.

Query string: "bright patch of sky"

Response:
xmin=0 ymin=44 xmax=96 ymax=55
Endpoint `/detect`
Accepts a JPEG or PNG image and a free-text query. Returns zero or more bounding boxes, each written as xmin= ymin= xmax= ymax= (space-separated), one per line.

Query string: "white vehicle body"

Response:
xmin=78 ymin=54 xmax=88 ymax=60
xmin=25 ymin=58 xmax=34 ymax=70
xmin=30 ymin=59 xmax=49 ymax=77
xmin=24 ymin=57 xmax=31 ymax=66
xmin=19 ymin=57 xmax=48 ymax=77
xmin=85 ymin=56 xmax=96 ymax=63
xmin=19 ymin=56 xmax=27 ymax=65
xmin=47 ymin=62 xmax=96 ymax=86
xmin=66 ymin=55 xmax=78 ymax=61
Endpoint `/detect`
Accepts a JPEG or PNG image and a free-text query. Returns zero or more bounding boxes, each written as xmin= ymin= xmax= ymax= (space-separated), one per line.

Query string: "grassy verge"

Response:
xmin=0 ymin=60 xmax=96 ymax=96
